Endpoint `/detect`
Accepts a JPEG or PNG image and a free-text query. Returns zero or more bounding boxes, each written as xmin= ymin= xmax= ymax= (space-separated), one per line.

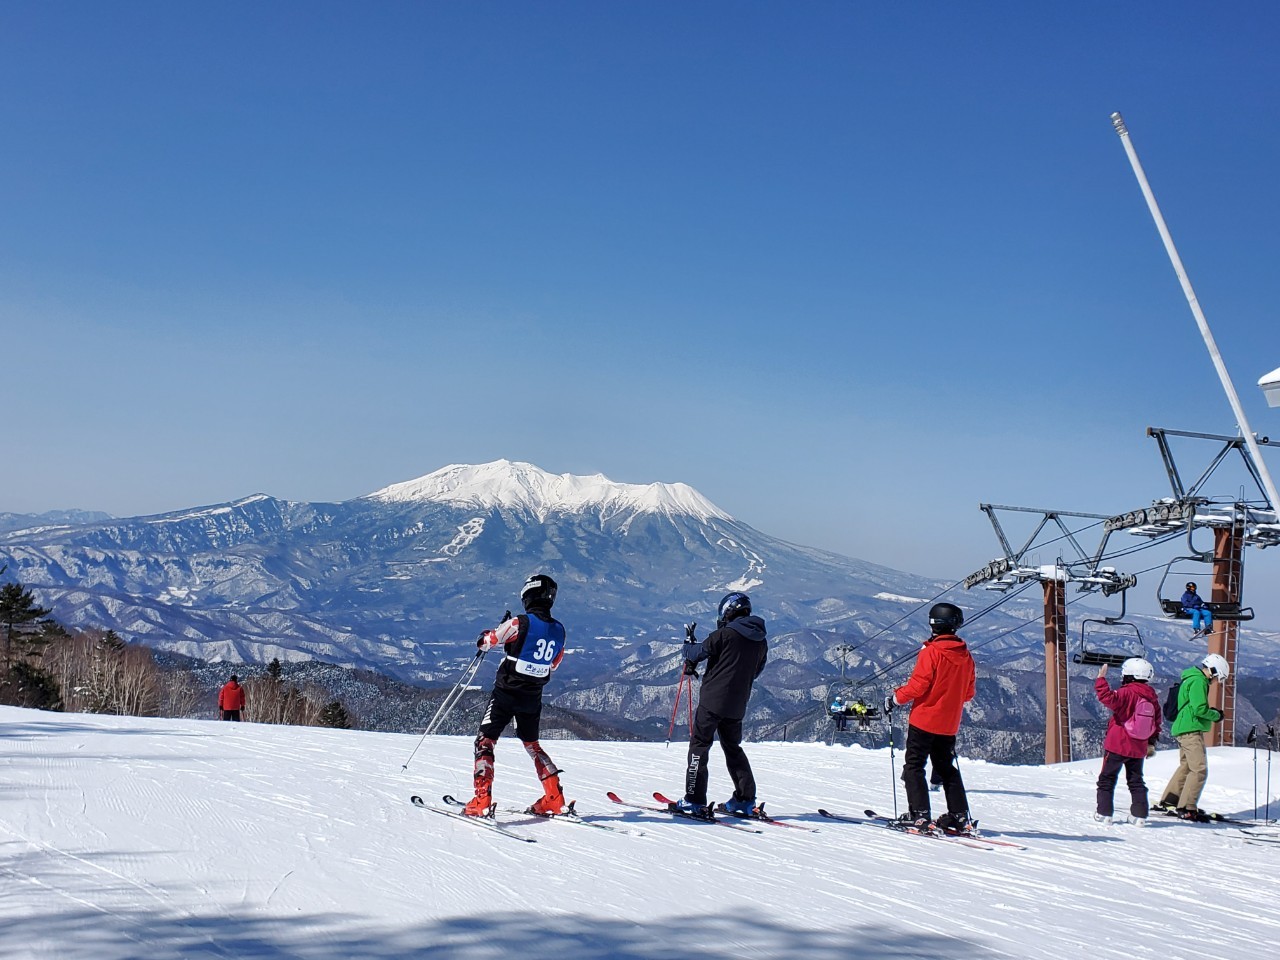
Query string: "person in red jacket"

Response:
xmin=1093 ymin=658 xmax=1161 ymax=825
xmin=884 ymin=602 xmax=976 ymax=833
xmin=218 ymin=674 xmax=246 ymax=721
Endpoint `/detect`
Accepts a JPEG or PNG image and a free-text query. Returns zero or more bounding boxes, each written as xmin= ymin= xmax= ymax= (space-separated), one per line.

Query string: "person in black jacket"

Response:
xmin=672 ymin=592 xmax=768 ymax=820
xmin=462 ymin=573 xmax=568 ymax=817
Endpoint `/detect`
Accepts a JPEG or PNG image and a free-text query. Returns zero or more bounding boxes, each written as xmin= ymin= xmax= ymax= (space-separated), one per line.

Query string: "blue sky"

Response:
xmin=3 ymin=2 xmax=1279 ymax=598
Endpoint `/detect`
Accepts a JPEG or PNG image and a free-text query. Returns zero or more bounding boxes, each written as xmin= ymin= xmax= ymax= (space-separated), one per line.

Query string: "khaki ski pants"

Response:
xmin=1162 ymin=731 xmax=1208 ymax=810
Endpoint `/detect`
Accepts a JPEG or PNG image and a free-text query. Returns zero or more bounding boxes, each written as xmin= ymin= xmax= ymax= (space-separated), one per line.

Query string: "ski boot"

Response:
xmin=529 ymin=774 xmax=567 ymax=816
xmin=935 ymin=812 xmax=973 ymax=835
xmin=896 ymin=810 xmax=934 ymax=833
xmin=722 ymin=797 xmax=757 ymax=818
xmin=463 ymin=793 xmax=494 ymax=817
xmin=670 ymin=797 xmax=714 ymax=821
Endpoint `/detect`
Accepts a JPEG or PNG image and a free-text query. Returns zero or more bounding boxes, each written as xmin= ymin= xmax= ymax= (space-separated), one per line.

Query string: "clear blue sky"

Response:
xmin=3 ymin=2 xmax=1279 ymax=596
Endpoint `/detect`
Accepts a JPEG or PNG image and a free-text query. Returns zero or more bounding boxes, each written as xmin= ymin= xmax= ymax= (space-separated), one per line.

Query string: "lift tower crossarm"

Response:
xmin=1148 ymin=427 xmax=1280 ymax=507
xmin=964 ymin=504 xmax=1111 ymax=592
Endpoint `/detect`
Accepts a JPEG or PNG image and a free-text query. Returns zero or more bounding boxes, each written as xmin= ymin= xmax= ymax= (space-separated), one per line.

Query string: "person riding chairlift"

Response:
xmin=1180 ymin=582 xmax=1213 ymax=637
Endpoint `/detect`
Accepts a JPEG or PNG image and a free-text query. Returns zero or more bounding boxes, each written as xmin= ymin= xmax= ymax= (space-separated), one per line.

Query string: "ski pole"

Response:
xmin=668 ymin=624 xmax=699 ymax=747
xmin=886 ymin=709 xmax=898 ymax=820
xmin=1248 ymin=726 xmax=1258 ymax=823
xmin=952 ymin=743 xmax=971 ymax=822
xmin=401 ymin=649 xmax=488 ymax=769
xmin=666 ymin=672 xmax=689 ymax=746
xmin=1268 ymin=726 xmax=1275 ymax=824
xmin=402 ymin=608 xmax=511 ymax=769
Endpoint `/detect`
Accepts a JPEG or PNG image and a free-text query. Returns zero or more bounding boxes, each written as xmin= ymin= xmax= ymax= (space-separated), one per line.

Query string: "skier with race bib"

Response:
xmin=462 ymin=573 xmax=568 ymax=817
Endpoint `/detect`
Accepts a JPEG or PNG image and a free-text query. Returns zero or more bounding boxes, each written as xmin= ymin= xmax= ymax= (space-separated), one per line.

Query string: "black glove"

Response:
xmin=883 ymin=695 xmax=896 ymax=714
xmin=1209 ymin=707 xmax=1224 ymax=723
xmin=685 ymin=622 xmax=698 ymax=644
xmin=683 ymin=660 xmax=700 ymax=678
xmin=476 ymin=631 xmax=491 ymax=650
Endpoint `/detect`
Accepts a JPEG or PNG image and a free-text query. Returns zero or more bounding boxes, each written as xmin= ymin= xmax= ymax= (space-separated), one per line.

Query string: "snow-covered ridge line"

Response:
xmin=145 ymin=494 xmax=275 ymax=524
xmin=363 ymin=460 xmax=733 ymax=521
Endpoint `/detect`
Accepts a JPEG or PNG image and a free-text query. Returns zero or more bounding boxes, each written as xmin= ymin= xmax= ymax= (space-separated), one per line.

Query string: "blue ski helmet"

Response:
xmin=717 ymin=592 xmax=752 ymax=627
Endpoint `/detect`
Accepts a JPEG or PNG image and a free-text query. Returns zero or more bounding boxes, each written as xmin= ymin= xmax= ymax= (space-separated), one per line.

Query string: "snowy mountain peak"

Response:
xmin=363 ymin=460 xmax=733 ymax=521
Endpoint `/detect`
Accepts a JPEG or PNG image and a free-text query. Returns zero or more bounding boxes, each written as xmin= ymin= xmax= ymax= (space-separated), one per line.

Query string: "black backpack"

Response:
xmin=1162 ymin=680 xmax=1182 ymax=723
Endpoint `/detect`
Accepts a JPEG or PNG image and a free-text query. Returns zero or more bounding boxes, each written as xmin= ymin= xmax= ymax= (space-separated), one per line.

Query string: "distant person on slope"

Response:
xmin=1180 ymin=582 xmax=1213 ymax=636
xmin=1156 ymin=653 xmax=1229 ymax=822
xmin=1093 ymin=658 xmax=1161 ymax=825
xmin=673 ymin=592 xmax=768 ymax=821
xmin=218 ymin=674 xmax=246 ymax=721
xmin=884 ymin=602 xmax=976 ymax=834
xmin=463 ymin=574 xmax=568 ymax=818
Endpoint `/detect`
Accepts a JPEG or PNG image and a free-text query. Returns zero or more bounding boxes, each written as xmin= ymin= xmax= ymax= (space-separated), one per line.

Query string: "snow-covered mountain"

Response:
xmin=0 ymin=460 xmax=946 ymax=672
xmin=366 ymin=459 xmax=732 ymax=522
xmin=3 ymin=704 xmax=1278 ymax=960
xmin=2 ymin=460 xmax=1277 ymax=757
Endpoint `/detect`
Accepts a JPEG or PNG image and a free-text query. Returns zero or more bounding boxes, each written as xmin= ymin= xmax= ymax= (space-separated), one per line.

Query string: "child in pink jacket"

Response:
xmin=1093 ymin=658 xmax=1162 ymax=824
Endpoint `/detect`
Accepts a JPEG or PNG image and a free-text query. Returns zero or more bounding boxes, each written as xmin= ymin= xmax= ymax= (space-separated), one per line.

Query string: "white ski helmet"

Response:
xmin=1121 ymin=657 xmax=1154 ymax=682
xmin=1201 ymin=653 xmax=1230 ymax=679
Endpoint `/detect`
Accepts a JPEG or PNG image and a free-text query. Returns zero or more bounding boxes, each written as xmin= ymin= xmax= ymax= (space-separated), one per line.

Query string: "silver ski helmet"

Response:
xmin=520 ymin=573 xmax=558 ymax=612
xmin=717 ymin=592 xmax=752 ymax=628
xmin=928 ymin=602 xmax=964 ymax=634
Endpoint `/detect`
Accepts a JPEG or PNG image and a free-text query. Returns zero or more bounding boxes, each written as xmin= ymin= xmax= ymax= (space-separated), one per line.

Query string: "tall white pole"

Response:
xmin=1110 ymin=112 xmax=1280 ymax=514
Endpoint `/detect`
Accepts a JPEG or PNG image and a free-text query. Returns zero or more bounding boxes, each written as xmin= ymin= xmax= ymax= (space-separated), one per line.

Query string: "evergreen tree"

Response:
xmin=2 ymin=659 xmax=62 ymax=710
xmin=0 ymin=578 xmax=51 ymax=668
xmin=268 ymin=657 xmax=283 ymax=681
xmin=318 ymin=699 xmax=353 ymax=729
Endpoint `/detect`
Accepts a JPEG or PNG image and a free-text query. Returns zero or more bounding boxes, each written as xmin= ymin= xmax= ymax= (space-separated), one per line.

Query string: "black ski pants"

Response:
xmin=1096 ymin=751 xmax=1149 ymax=819
xmin=902 ymin=724 xmax=968 ymax=818
xmin=477 ymin=686 xmax=543 ymax=742
xmin=685 ymin=704 xmax=755 ymax=806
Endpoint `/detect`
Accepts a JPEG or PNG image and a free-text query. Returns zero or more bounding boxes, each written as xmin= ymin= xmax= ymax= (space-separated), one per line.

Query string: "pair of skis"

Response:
xmin=606 ymin=792 xmax=818 ymax=833
xmin=1152 ymin=804 xmax=1251 ymax=825
xmin=409 ymin=794 xmax=645 ymax=842
xmin=1240 ymin=826 xmax=1280 ymax=847
xmin=817 ymin=808 xmax=1026 ymax=850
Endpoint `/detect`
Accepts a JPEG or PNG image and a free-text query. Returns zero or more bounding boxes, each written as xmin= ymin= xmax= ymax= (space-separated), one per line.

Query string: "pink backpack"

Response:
xmin=1123 ymin=697 xmax=1159 ymax=741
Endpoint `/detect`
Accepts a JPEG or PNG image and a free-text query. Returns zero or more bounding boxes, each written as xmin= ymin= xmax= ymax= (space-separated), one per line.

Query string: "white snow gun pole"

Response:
xmin=1110 ymin=112 xmax=1280 ymax=514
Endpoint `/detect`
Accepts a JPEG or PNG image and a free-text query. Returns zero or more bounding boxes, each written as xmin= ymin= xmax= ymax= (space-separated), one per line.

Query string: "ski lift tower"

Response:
xmin=1095 ymin=428 xmax=1280 ymax=745
xmin=963 ymin=504 xmax=1136 ymax=765
xmin=1111 ymin=113 xmax=1280 ymax=746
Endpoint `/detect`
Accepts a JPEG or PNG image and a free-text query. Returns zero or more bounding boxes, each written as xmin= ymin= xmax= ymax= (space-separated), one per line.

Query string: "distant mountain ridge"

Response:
xmin=0 ymin=509 xmax=115 ymax=533
xmin=2 ymin=460 xmax=1277 ymax=757
xmin=0 ymin=459 xmax=947 ymax=680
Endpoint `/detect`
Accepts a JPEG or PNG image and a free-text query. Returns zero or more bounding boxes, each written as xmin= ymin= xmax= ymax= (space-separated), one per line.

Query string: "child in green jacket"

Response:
xmin=1157 ymin=654 xmax=1229 ymax=821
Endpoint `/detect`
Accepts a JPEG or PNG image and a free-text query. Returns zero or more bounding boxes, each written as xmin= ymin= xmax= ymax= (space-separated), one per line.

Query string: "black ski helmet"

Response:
xmin=1185 ymin=582 xmax=1197 ymax=591
xmin=927 ymin=602 xmax=964 ymax=634
xmin=520 ymin=573 xmax=557 ymax=612
xmin=717 ymin=592 xmax=752 ymax=627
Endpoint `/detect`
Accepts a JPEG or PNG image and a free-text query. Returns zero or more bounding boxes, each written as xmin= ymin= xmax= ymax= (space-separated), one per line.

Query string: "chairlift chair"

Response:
xmin=1076 ymin=618 xmax=1146 ymax=668
xmin=1155 ymin=558 xmax=1254 ymax=622
xmin=824 ymin=679 xmax=882 ymax=743
xmin=1073 ymin=581 xmax=1147 ymax=667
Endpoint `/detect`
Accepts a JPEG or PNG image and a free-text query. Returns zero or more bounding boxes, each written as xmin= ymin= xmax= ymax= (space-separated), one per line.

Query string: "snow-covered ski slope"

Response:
xmin=2 ymin=705 xmax=1277 ymax=960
